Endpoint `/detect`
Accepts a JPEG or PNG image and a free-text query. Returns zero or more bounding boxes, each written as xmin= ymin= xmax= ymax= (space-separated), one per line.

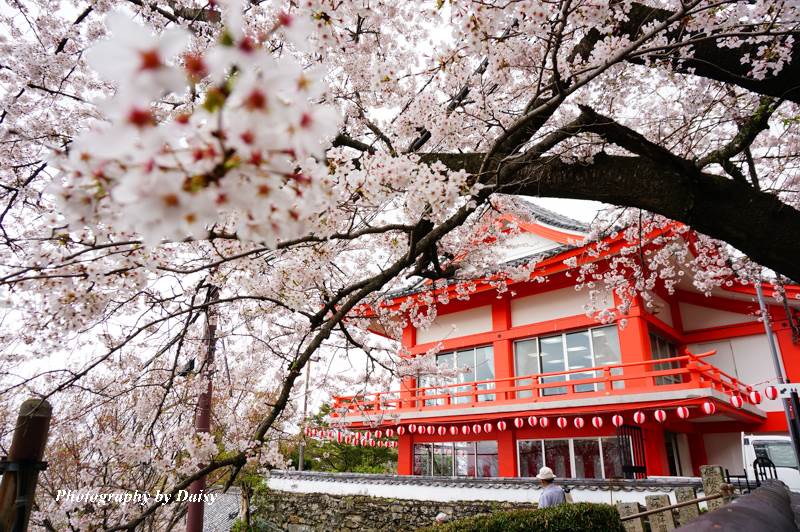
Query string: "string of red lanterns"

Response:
xmin=309 ymin=384 xmax=780 ymax=446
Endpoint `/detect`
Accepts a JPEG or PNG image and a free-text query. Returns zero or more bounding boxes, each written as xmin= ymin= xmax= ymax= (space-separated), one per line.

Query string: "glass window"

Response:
xmin=566 ymin=330 xmax=594 ymax=393
xmin=540 ymin=335 xmax=567 ymax=395
xmin=454 ymin=441 xmax=476 ymax=477
xmin=592 ymin=326 xmax=624 ymax=390
xmin=650 ymin=334 xmax=681 ymax=385
xmin=518 ymin=440 xmax=544 ymax=478
xmin=414 ymin=441 xmax=498 ymax=478
xmin=601 ymin=437 xmax=626 ymax=479
xmin=514 ymin=339 xmax=539 ymax=399
xmin=421 ymin=347 xmax=495 ymax=405
xmin=476 ymin=440 xmax=498 ymax=477
xmin=544 ymin=439 xmax=571 ymax=478
xmin=513 ymin=326 xmax=623 ymax=396
xmin=753 ymin=441 xmax=799 ymax=469
xmin=455 ymin=350 xmax=475 ymax=404
xmin=519 ymin=437 xmax=634 ymax=479
xmin=573 ymin=439 xmax=602 ymax=478
xmin=475 ymin=346 xmax=496 ymax=402
xmin=414 ymin=444 xmax=432 ymax=476
xmin=433 ymin=442 xmax=454 ymax=476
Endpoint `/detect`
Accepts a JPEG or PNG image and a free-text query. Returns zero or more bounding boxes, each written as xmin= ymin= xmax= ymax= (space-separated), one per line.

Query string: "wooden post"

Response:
xmin=186 ymin=285 xmax=219 ymax=532
xmin=0 ymin=398 xmax=52 ymax=532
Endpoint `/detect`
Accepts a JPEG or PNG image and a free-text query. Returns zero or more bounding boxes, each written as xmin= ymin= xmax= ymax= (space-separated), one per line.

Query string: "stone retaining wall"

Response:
xmin=259 ymin=490 xmax=536 ymax=531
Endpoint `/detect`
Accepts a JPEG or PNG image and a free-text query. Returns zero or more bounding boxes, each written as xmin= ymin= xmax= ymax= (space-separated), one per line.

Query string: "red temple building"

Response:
xmin=332 ymin=203 xmax=800 ymax=482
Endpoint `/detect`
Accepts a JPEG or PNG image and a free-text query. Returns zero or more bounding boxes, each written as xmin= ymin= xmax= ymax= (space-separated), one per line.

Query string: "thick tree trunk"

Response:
xmin=425 ymin=152 xmax=800 ymax=282
xmin=511 ymin=154 xmax=800 ymax=282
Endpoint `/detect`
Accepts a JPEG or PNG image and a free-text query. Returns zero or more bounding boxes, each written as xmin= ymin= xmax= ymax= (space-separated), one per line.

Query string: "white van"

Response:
xmin=742 ymin=434 xmax=800 ymax=492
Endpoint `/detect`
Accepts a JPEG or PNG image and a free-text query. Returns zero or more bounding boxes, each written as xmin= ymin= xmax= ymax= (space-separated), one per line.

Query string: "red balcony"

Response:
xmin=331 ymin=351 xmax=767 ymax=425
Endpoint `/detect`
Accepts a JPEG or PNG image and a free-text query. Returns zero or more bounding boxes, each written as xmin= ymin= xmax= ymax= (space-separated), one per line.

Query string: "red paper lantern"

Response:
xmin=472 ymin=423 xmax=482 ymax=434
xmin=408 ymin=424 xmax=417 ymax=434
xmin=574 ymin=417 xmax=585 ymax=429
xmin=749 ymin=390 xmax=762 ymax=405
xmin=633 ymin=411 xmax=645 ymax=424
xmin=483 ymin=422 xmax=493 ymax=434
xmin=527 ymin=416 xmax=538 ymax=427
xmin=437 ymin=426 xmax=446 ymax=436
xmin=426 ymin=426 xmax=435 ymax=435
xmin=591 ymin=416 xmax=603 ymax=429
xmin=461 ymin=425 xmax=470 ymax=435
xmin=556 ymin=417 xmax=568 ymax=429
xmin=374 ymin=430 xmax=383 ymax=439
xmin=676 ymin=406 xmax=690 ymax=419
xmin=611 ymin=414 xmax=623 ymax=427
xmin=386 ymin=428 xmax=395 ymax=438
xmin=364 ymin=430 xmax=372 ymax=440
xmin=336 ymin=431 xmax=343 ymax=443
xmin=397 ymin=426 xmax=405 ymax=436
xmin=765 ymin=385 xmax=779 ymax=400
xmin=730 ymin=395 xmax=744 ymax=409
xmin=497 ymin=420 xmax=507 ymax=431
xmin=702 ymin=401 xmax=716 ymax=415
xmin=369 ymin=439 xmax=376 ymax=447
xmin=514 ymin=417 xmax=524 ymax=429
xmin=539 ymin=417 xmax=549 ymax=428
xmin=344 ymin=435 xmax=352 ymax=444
xmin=654 ymin=409 xmax=667 ymax=423
xmin=449 ymin=426 xmax=459 ymax=436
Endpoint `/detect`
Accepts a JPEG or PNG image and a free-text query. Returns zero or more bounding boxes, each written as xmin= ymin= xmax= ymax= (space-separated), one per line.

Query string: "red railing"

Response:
xmin=331 ymin=350 xmax=756 ymax=418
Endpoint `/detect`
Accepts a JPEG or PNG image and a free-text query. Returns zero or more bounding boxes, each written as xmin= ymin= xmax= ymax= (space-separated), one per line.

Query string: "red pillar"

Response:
xmin=492 ymin=296 xmax=514 ymax=400
xmin=616 ymin=297 xmax=653 ymax=389
xmin=643 ymin=425 xmax=669 ymax=476
xmin=398 ymin=432 xmax=413 ymax=475
xmin=400 ymin=325 xmax=417 ymax=409
xmin=397 ymin=324 xmax=416 ymax=475
xmin=497 ymin=429 xmax=517 ymax=477
xmin=775 ymin=326 xmax=800 ymax=383
xmin=687 ymin=432 xmax=708 ymax=476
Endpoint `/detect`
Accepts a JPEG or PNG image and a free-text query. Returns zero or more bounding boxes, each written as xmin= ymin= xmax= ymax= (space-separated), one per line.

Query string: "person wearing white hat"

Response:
xmin=536 ymin=466 xmax=566 ymax=508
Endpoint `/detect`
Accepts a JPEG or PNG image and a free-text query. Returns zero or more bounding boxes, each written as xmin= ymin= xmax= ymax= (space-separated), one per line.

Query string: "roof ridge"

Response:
xmin=514 ymin=197 xmax=588 ymax=233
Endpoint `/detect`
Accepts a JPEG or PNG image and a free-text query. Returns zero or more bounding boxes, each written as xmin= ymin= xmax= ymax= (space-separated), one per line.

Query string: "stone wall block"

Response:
xmin=645 ymin=494 xmax=675 ymax=532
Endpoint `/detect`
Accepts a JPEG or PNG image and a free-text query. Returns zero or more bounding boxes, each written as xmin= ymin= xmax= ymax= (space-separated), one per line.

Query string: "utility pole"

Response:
xmin=754 ymin=280 xmax=800 ymax=462
xmin=298 ymin=358 xmax=312 ymax=471
xmin=186 ymin=285 xmax=219 ymax=532
xmin=0 ymin=398 xmax=52 ymax=532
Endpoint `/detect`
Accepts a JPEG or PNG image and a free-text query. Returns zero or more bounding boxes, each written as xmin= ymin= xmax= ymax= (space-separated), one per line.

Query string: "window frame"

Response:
xmin=412 ymin=440 xmax=499 ymax=477
xmin=649 ymin=333 xmax=681 ymax=385
xmin=516 ymin=436 xmax=634 ymax=479
xmin=512 ymin=324 xmax=622 ymax=397
xmin=418 ymin=345 xmax=495 ymax=406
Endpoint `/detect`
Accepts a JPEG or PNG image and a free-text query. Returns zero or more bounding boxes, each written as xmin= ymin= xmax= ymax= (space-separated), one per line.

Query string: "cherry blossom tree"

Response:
xmin=0 ymin=0 xmax=798 ymax=529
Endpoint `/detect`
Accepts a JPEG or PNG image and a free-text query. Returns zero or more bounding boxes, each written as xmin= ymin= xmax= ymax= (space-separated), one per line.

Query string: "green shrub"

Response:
xmin=419 ymin=502 xmax=625 ymax=532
